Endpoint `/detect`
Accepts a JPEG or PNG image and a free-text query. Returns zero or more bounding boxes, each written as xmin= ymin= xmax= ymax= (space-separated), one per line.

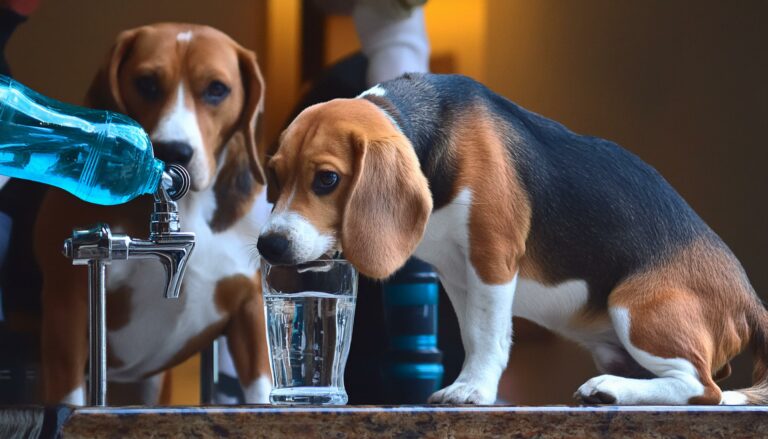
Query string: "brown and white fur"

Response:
xmin=35 ymin=23 xmax=271 ymax=405
xmin=257 ymin=73 xmax=768 ymax=405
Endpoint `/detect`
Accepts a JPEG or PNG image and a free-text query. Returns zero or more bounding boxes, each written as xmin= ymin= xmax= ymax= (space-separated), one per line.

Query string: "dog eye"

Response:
xmin=203 ymin=80 xmax=231 ymax=105
xmin=312 ymin=171 xmax=340 ymax=195
xmin=134 ymin=75 xmax=161 ymax=101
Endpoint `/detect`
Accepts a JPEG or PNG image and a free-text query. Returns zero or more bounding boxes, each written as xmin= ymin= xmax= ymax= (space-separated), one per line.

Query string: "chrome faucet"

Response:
xmin=121 ymin=165 xmax=195 ymax=298
xmin=61 ymin=164 xmax=196 ymax=405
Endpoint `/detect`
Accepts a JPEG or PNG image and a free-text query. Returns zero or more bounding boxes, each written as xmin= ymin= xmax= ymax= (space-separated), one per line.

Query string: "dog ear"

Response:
xmin=341 ymin=133 xmax=432 ymax=279
xmin=265 ymin=160 xmax=280 ymax=205
xmin=235 ymin=45 xmax=267 ymax=186
xmin=85 ymin=29 xmax=139 ymax=111
xmin=210 ymin=48 xmax=267 ymax=229
xmin=210 ymin=132 xmax=260 ymax=232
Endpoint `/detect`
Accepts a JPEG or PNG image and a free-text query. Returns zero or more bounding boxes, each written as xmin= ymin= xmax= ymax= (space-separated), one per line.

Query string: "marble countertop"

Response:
xmin=3 ymin=405 xmax=767 ymax=438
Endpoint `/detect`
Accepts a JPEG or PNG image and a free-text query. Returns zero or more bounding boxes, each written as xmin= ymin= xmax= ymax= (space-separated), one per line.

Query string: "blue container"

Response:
xmin=0 ymin=75 xmax=164 ymax=205
xmin=381 ymin=258 xmax=443 ymax=403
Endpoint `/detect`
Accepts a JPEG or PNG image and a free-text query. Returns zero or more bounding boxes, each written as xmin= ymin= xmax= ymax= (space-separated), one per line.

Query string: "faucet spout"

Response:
xmin=135 ymin=163 xmax=196 ymax=298
xmin=127 ymin=234 xmax=195 ymax=298
xmin=62 ymin=164 xmax=197 ymax=299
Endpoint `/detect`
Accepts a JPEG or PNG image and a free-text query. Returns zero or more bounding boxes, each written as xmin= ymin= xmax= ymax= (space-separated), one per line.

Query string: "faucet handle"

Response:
xmin=62 ymin=223 xmax=130 ymax=265
xmin=159 ymin=164 xmax=191 ymax=201
xmin=151 ymin=164 xmax=190 ymax=236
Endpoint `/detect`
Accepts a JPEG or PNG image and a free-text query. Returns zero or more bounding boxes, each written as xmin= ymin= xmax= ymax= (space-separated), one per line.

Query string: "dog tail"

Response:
xmin=730 ymin=304 xmax=768 ymax=404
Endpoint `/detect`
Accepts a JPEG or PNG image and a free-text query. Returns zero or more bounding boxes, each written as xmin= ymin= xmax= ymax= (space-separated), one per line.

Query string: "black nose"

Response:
xmin=154 ymin=141 xmax=194 ymax=167
xmin=257 ymin=233 xmax=291 ymax=263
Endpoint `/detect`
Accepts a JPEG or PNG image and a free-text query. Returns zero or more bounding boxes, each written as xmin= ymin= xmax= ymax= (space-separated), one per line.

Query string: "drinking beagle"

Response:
xmin=258 ymin=73 xmax=767 ymax=405
xmin=35 ymin=23 xmax=271 ymax=404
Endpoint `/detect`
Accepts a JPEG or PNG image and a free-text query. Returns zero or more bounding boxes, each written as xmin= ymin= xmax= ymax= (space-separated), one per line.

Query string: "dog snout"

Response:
xmin=257 ymin=233 xmax=293 ymax=264
xmin=154 ymin=141 xmax=194 ymax=167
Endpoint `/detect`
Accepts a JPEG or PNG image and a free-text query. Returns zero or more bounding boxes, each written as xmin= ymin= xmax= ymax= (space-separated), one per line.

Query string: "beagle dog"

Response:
xmin=34 ymin=23 xmax=271 ymax=405
xmin=258 ymin=73 xmax=768 ymax=405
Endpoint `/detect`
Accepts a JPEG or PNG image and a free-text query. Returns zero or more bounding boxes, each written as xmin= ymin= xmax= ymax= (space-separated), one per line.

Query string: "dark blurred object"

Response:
xmin=0 ymin=0 xmax=45 ymax=404
xmin=287 ymin=52 xmax=369 ymax=125
xmin=0 ymin=0 xmax=41 ymax=76
xmin=345 ymin=274 xmax=462 ymax=405
xmin=0 ymin=180 xmax=46 ymax=326
xmin=0 ymin=328 xmax=38 ymax=403
xmin=381 ymin=258 xmax=443 ymax=403
xmin=0 ymin=180 xmax=48 ymax=406
xmin=0 ymin=7 xmax=24 ymax=76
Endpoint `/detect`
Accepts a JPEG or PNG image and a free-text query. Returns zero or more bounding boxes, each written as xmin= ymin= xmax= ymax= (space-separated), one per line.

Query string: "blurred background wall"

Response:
xmin=5 ymin=0 xmax=766 ymax=404
xmin=5 ymin=0 xmax=266 ymax=103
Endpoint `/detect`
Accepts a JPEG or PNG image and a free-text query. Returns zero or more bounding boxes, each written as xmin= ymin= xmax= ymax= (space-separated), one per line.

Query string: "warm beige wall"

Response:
xmin=264 ymin=0 xmax=301 ymax=149
xmin=425 ymin=0 xmax=485 ymax=81
xmin=487 ymin=0 xmax=768 ymax=402
xmin=5 ymin=0 xmax=266 ymax=105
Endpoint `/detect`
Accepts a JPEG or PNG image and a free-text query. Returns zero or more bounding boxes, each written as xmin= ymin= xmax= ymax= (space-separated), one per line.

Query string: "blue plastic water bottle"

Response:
xmin=381 ymin=258 xmax=444 ymax=403
xmin=0 ymin=75 xmax=164 ymax=205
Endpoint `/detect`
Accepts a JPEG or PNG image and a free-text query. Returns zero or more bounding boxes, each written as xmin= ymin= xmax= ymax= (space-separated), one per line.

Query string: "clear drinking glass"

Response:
xmin=261 ymin=259 xmax=358 ymax=405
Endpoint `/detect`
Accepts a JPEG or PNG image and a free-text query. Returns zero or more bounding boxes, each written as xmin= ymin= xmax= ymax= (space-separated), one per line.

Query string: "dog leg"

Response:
xmin=60 ymin=384 xmax=86 ymax=405
xmin=429 ymin=267 xmax=517 ymax=404
xmin=575 ymin=286 xmax=722 ymax=405
xmin=41 ymin=283 xmax=88 ymax=404
xmin=225 ymin=284 xmax=272 ymax=404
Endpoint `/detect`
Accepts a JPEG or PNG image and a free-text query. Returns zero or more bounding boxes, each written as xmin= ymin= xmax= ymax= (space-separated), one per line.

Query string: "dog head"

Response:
xmin=86 ymin=23 xmax=266 ymax=195
xmin=257 ymin=98 xmax=432 ymax=279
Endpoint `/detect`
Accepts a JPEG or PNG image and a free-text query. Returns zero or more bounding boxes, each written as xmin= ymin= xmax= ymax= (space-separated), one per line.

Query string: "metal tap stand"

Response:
xmin=61 ymin=224 xmax=119 ymax=406
xmin=61 ymin=164 xmax=194 ymax=406
xmin=88 ymin=262 xmax=107 ymax=406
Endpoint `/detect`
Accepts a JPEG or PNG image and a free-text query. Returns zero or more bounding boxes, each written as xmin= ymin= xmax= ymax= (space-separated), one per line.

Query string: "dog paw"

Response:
xmin=574 ymin=375 xmax=621 ymax=405
xmin=428 ymin=382 xmax=494 ymax=405
xmin=243 ymin=375 xmax=272 ymax=404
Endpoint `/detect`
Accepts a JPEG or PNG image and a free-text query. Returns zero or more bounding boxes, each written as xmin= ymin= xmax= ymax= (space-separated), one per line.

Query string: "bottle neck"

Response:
xmin=143 ymin=159 xmax=166 ymax=196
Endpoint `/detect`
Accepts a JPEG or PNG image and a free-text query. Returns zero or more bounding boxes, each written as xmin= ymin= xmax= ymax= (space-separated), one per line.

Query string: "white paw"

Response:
xmin=720 ymin=391 xmax=748 ymax=405
xmin=243 ymin=375 xmax=272 ymax=404
xmin=428 ymin=382 xmax=495 ymax=405
xmin=574 ymin=374 xmax=623 ymax=405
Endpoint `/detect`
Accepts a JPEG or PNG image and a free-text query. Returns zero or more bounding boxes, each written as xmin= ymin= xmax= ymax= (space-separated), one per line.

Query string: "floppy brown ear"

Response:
xmin=341 ymin=134 xmax=432 ymax=279
xmin=84 ymin=29 xmax=139 ymax=111
xmin=210 ymin=132 xmax=261 ymax=231
xmin=236 ymin=45 xmax=267 ymax=185
xmin=265 ymin=159 xmax=280 ymax=204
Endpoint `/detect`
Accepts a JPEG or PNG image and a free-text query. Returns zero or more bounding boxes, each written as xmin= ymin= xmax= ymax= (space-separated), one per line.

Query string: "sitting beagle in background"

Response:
xmin=258 ymin=73 xmax=768 ymax=405
xmin=35 ymin=23 xmax=271 ymax=404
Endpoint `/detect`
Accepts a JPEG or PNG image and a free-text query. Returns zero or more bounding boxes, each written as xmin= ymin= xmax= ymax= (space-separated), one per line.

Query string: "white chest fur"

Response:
xmin=413 ymin=189 xmax=472 ymax=289
xmin=105 ymin=188 xmax=270 ymax=381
